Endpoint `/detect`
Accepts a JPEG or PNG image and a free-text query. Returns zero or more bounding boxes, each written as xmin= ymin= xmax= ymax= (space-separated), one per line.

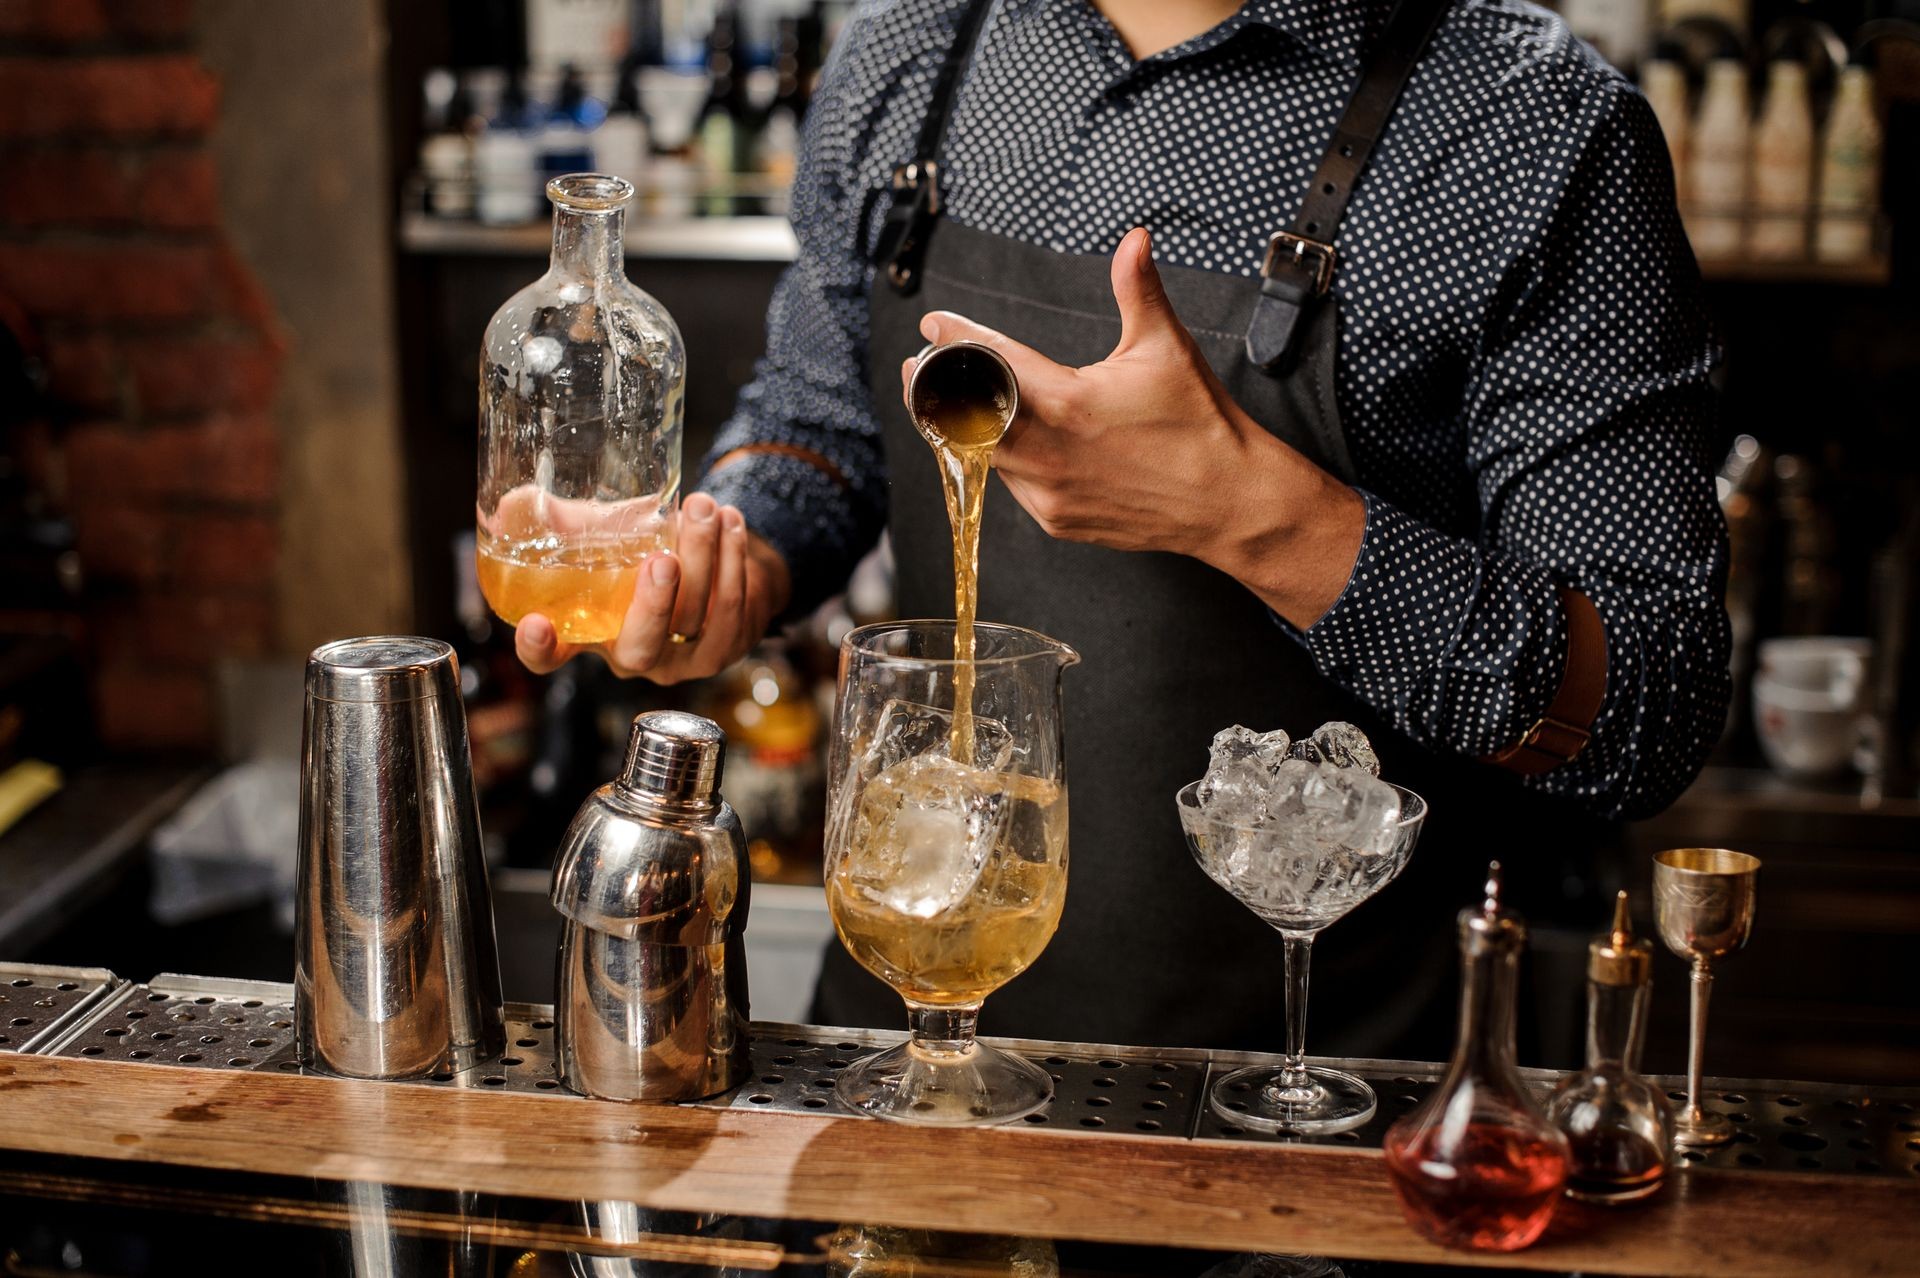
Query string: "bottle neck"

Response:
xmin=1584 ymin=977 xmax=1649 ymax=1073
xmin=550 ymin=206 xmax=624 ymax=283
xmin=1450 ymin=940 xmax=1522 ymax=1081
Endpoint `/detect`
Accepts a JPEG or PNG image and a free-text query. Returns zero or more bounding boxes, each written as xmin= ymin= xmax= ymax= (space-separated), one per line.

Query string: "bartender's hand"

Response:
xmin=905 ymin=228 xmax=1366 ymax=629
xmin=514 ymin=493 xmax=791 ymax=682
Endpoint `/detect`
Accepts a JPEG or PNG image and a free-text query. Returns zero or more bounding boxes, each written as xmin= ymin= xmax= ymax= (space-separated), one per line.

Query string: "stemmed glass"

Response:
xmin=1177 ymin=781 xmax=1427 ymax=1134
xmin=1652 ymin=847 xmax=1759 ymax=1148
xmin=825 ymin=620 xmax=1078 ymax=1125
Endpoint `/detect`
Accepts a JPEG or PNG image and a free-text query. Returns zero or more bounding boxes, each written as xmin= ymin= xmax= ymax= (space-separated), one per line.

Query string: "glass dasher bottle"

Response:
xmin=1384 ymin=863 xmax=1569 ymax=1253
xmin=1546 ymin=891 xmax=1673 ymax=1203
xmin=477 ymin=173 xmax=685 ymax=646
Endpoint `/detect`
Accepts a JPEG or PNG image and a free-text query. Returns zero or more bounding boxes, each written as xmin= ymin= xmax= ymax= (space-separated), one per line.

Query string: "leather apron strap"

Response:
xmin=1245 ymin=0 xmax=1451 ymax=370
xmin=871 ymin=0 xmax=998 ymax=295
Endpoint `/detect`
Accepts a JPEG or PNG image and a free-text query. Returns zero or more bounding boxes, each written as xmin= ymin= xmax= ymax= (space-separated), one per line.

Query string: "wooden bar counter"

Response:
xmin=0 ymin=970 xmax=1915 ymax=1276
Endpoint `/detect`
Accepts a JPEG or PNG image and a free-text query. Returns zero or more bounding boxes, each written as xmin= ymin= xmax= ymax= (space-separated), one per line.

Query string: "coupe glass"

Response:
xmin=1178 ymin=780 xmax=1427 ymax=1134
xmin=826 ymin=621 xmax=1078 ymax=1125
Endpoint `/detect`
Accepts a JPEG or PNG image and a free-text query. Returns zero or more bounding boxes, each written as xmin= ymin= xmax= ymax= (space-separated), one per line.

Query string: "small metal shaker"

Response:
xmin=295 ymin=636 xmax=506 ymax=1079
xmin=553 ymin=710 xmax=751 ymax=1101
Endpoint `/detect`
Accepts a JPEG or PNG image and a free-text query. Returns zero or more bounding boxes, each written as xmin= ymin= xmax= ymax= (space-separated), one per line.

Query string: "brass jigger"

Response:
xmin=1652 ymin=848 xmax=1760 ymax=1148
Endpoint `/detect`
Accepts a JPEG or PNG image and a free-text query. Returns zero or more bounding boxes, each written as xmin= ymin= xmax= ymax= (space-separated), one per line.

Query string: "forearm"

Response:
xmin=1199 ymin=420 xmax=1366 ymax=630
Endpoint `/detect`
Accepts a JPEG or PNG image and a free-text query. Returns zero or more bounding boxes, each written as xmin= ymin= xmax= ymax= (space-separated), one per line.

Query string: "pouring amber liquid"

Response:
xmin=910 ymin=343 xmax=1015 ymax=765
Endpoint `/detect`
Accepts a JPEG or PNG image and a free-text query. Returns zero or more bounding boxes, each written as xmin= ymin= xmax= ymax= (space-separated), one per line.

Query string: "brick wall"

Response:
xmin=0 ymin=0 xmax=283 ymax=751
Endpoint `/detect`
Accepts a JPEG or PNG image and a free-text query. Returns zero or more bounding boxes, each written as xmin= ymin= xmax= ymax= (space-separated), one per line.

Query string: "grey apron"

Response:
xmin=814 ymin=0 xmax=1602 ymax=1056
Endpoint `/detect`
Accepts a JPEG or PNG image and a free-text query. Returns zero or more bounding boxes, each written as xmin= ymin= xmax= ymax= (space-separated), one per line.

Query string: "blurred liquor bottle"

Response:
xmin=695 ymin=643 xmax=825 ymax=884
xmin=696 ymin=4 xmax=751 ymax=216
xmin=1816 ymin=65 xmax=1882 ymax=263
xmin=1748 ymin=61 xmax=1815 ymax=260
xmin=753 ymin=16 xmax=812 ymax=213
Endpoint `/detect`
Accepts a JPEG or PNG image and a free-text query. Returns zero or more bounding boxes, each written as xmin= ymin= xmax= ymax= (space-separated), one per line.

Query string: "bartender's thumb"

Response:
xmin=1109 ymin=227 xmax=1177 ymax=358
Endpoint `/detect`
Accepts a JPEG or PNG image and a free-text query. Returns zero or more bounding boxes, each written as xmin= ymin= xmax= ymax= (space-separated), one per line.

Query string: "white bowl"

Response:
xmin=1752 ymin=674 xmax=1861 ymax=778
xmin=1756 ymin=636 xmax=1870 ymax=700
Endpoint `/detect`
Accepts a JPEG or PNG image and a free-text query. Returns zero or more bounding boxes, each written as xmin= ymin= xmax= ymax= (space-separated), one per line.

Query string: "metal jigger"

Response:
xmin=906 ymin=340 xmax=1019 ymax=450
xmin=1652 ymin=848 xmax=1760 ymax=1148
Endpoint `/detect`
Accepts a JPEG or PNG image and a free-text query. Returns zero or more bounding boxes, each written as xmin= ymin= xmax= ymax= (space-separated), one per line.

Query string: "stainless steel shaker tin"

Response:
xmin=295 ymin=636 xmax=507 ymax=1079
xmin=552 ymin=710 xmax=751 ymax=1101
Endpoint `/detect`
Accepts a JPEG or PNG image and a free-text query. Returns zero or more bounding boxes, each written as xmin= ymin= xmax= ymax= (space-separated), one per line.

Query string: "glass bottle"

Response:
xmin=1747 ymin=61 xmax=1813 ymax=262
xmin=1816 ymin=66 xmax=1881 ymax=264
xmin=1546 ymin=891 xmax=1674 ymax=1204
xmin=1384 ymin=863 xmax=1569 ymax=1253
xmin=1686 ymin=60 xmax=1749 ymax=261
xmin=476 ymin=172 xmax=685 ymax=646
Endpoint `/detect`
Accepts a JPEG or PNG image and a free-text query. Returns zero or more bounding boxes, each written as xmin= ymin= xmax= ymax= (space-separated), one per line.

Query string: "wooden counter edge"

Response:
xmin=1 ymin=1054 xmax=1913 ymax=1276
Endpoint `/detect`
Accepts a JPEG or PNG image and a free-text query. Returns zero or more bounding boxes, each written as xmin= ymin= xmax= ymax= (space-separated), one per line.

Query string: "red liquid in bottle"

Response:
xmin=1383 ymin=1120 xmax=1570 ymax=1252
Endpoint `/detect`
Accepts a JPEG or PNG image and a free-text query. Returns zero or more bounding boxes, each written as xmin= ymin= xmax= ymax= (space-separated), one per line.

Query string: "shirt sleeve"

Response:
xmin=1300 ymin=83 xmax=1731 ymax=821
xmin=697 ymin=11 xmax=890 ymax=616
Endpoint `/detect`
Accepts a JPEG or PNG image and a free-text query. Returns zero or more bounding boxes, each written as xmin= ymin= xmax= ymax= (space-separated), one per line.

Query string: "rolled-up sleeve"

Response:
xmin=1301 ymin=84 xmax=1731 ymax=820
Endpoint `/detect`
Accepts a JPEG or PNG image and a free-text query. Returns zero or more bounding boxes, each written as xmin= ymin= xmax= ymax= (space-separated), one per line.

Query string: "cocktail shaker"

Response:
xmin=295 ymin=636 xmax=506 ymax=1079
xmin=553 ymin=710 xmax=750 ymax=1101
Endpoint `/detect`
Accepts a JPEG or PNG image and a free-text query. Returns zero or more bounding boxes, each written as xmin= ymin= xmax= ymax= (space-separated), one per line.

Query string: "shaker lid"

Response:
xmin=618 ymin=710 xmax=726 ymax=805
xmin=306 ymin=636 xmax=458 ymax=703
xmin=1589 ymin=890 xmax=1653 ymax=986
xmin=1461 ymin=861 xmax=1527 ymax=954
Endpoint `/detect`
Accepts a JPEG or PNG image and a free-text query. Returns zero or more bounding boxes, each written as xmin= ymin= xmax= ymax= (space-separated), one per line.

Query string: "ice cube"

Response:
xmin=842 ymin=754 xmax=1008 ymax=919
xmin=1288 ymin=720 xmax=1381 ymax=775
xmin=1207 ymin=725 xmax=1290 ymax=775
xmin=865 ymin=698 xmax=1015 ymax=773
xmin=1295 ymin=763 xmax=1401 ymax=854
xmin=1262 ymin=757 xmax=1321 ymax=817
xmin=1196 ymin=757 xmax=1275 ymax=826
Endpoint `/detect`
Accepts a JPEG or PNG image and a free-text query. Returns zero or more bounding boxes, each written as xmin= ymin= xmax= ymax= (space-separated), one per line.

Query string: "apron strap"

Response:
xmin=873 ymin=0 xmax=999 ymax=294
xmin=1245 ymin=0 xmax=1452 ymax=371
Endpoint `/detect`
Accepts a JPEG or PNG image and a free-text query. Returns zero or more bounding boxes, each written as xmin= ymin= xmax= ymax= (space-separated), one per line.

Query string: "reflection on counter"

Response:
xmin=0 ymin=1153 xmax=1526 ymax=1278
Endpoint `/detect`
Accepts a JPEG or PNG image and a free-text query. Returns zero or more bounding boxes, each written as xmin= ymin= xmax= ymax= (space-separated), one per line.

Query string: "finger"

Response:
xmin=691 ymin=509 xmax=750 ymax=673
xmin=1109 ymin=226 xmax=1179 ymax=357
xmin=900 ymin=356 xmax=917 ymax=410
xmin=669 ymin=494 xmax=720 ymax=641
xmin=514 ymin=613 xmax=576 ymax=675
xmin=609 ymin=552 xmax=679 ymax=674
xmin=918 ymin=310 xmax=1073 ymax=396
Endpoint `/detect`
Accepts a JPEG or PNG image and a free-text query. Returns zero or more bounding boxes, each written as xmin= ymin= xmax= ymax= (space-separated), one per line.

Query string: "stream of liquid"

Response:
xmin=912 ymin=353 xmax=1010 ymax=766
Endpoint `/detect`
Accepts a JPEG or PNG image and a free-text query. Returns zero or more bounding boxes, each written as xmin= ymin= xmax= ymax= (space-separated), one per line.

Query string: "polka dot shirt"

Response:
xmin=702 ymin=0 xmax=1732 ymax=820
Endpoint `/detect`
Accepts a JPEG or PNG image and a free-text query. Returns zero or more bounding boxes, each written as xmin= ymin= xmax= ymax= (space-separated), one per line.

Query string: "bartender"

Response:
xmin=515 ymin=0 xmax=1731 ymax=1056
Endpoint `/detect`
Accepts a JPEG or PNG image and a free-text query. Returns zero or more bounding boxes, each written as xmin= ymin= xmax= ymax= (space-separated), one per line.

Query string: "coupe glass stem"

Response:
xmin=1685 ymin=961 xmax=1713 ymax=1126
xmin=907 ymin=1002 xmax=980 ymax=1061
xmin=1280 ymin=932 xmax=1315 ymax=1091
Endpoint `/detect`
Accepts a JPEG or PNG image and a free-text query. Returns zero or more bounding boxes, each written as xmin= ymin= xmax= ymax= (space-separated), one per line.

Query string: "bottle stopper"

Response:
xmin=1462 ymin=860 xmax=1527 ymax=954
xmin=1589 ymin=890 xmax=1653 ymax=987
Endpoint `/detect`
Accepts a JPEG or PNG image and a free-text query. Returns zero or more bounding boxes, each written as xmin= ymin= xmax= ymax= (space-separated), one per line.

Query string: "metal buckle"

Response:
xmin=1261 ymin=230 xmax=1336 ymax=296
xmin=1518 ymin=714 xmax=1591 ymax=767
xmin=890 ymin=159 xmax=941 ymax=218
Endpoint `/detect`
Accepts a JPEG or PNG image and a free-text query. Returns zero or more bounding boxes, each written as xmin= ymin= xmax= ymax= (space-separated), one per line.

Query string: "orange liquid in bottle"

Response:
xmin=1383 ymin=1121 xmax=1569 ymax=1252
xmin=475 ymin=533 xmax=655 ymax=645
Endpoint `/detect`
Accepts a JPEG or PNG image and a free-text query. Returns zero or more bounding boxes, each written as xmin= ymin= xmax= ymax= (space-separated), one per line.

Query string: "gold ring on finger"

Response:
xmin=669 ymin=630 xmax=701 ymax=645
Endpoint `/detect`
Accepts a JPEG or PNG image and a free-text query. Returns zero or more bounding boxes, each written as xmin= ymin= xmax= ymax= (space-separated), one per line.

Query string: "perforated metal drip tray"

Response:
xmin=17 ymin=966 xmax=1920 ymax=1183
xmin=0 ymin=963 xmax=122 ymax=1054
